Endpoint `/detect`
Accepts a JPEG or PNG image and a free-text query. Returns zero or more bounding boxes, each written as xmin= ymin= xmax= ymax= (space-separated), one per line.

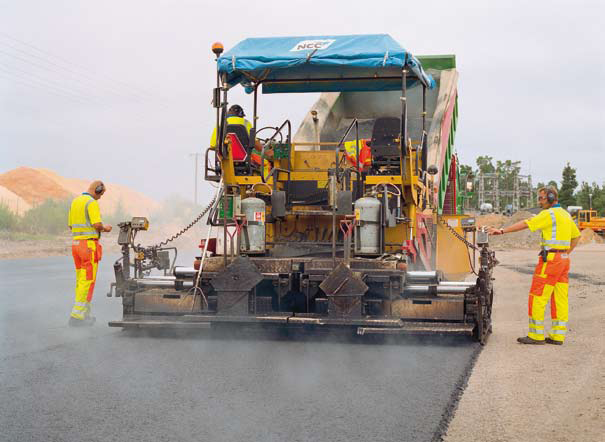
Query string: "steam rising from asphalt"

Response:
xmin=0 ymin=255 xmax=477 ymax=442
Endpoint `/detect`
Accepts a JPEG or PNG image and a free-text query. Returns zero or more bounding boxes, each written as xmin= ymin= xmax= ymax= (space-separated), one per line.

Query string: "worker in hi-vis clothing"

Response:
xmin=343 ymin=139 xmax=372 ymax=171
xmin=488 ymin=186 xmax=581 ymax=345
xmin=210 ymin=104 xmax=273 ymax=178
xmin=67 ymin=181 xmax=112 ymax=326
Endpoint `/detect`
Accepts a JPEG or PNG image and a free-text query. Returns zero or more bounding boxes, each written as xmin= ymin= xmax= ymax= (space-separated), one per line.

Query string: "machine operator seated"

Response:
xmin=210 ymin=104 xmax=273 ymax=177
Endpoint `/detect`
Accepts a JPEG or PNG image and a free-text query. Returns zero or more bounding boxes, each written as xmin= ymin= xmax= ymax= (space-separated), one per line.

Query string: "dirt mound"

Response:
xmin=0 ymin=167 xmax=72 ymax=205
xmin=507 ymin=210 xmax=534 ymax=224
xmin=0 ymin=167 xmax=160 ymax=216
xmin=0 ymin=185 xmax=31 ymax=215
xmin=477 ymin=211 xmax=540 ymax=250
xmin=578 ymin=228 xmax=604 ymax=245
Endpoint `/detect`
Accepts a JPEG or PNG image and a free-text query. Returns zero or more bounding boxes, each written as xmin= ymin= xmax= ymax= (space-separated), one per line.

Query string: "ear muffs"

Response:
xmin=546 ymin=189 xmax=555 ymax=204
xmin=95 ymin=182 xmax=105 ymax=195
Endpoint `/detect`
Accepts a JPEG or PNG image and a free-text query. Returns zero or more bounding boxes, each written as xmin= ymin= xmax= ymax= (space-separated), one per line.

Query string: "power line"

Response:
xmin=0 ymin=45 xmax=162 ymax=110
xmin=0 ymin=69 xmax=159 ymax=127
xmin=0 ymin=43 xmax=150 ymax=106
xmin=0 ymin=32 xmax=172 ymax=107
xmin=0 ymin=68 xmax=94 ymax=105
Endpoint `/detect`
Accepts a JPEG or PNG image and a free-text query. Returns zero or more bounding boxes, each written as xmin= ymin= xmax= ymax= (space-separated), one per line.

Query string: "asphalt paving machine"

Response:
xmin=108 ymin=34 xmax=497 ymax=343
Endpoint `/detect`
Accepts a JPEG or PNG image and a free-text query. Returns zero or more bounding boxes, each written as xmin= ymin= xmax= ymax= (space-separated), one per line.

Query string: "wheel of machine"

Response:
xmin=476 ymin=290 xmax=494 ymax=345
xmin=475 ymin=294 xmax=485 ymax=344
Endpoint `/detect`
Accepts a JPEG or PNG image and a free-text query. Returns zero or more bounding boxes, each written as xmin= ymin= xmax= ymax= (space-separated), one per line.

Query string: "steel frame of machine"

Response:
xmin=108 ymin=35 xmax=497 ymax=343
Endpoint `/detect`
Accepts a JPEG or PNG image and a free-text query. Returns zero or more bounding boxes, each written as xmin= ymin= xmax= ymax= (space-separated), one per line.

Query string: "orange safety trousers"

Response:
xmin=527 ymin=252 xmax=569 ymax=342
xmin=70 ymin=239 xmax=102 ymax=320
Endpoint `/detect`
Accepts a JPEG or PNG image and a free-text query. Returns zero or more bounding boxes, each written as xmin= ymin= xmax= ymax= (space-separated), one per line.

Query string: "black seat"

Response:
xmin=370 ymin=117 xmax=402 ymax=170
xmin=224 ymin=124 xmax=250 ymax=150
xmin=223 ymin=123 xmax=253 ymax=175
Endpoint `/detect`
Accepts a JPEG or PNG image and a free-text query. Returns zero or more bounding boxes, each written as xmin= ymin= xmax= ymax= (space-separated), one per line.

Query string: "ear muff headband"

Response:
xmin=229 ymin=105 xmax=245 ymax=118
xmin=95 ymin=183 xmax=105 ymax=195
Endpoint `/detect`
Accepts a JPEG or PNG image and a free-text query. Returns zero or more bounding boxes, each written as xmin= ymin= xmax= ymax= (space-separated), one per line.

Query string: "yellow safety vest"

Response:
xmin=525 ymin=206 xmax=581 ymax=250
xmin=68 ymin=193 xmax=102 ymax=240
xmin=343 ymin=139 xmax=372 ymax=170
xmin=210 ymin=116 xmax=252 ymax=148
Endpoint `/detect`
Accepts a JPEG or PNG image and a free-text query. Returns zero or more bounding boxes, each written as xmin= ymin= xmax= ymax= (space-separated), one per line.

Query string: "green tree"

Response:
xmin=575 ymin=182 xmax=604 ymax=213
xmin=547 ymin=180 xmax=559 ymax=191
xmin=0 ymin=202 xmax=19 ymax=230
xmin=476 ymin=156 xmax=495 ymax=174
xmin=21 ymin=199 xmax=71 ymax=235
xmin=558 ymin=162 xmax=577 ymax=208
xmin=496 ymin=160 xmax=521 ymax=210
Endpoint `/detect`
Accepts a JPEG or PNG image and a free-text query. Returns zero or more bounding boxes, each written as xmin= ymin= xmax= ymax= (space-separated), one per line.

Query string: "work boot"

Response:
xmin=517 ymin=336 xmax=545 ymax=345
xmin=68 ymin=316 xmax=96 ymax=327
xmin=545 ymin=337 xmax=563 ymax=346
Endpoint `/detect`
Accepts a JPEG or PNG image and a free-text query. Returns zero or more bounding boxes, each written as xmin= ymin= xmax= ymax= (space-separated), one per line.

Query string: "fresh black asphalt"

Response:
xmin=0 ymin=255 xmax=479 ymax=442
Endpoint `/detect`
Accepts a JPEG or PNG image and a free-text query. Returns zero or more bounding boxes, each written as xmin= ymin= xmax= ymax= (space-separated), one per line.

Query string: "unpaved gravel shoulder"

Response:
xmin=445 ymin=243 xmax=605 ymax=442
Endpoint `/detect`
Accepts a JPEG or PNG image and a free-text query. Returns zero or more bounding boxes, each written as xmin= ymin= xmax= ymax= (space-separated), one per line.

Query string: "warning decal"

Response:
xmin=254 ymin=211 xmax=265 ymax=224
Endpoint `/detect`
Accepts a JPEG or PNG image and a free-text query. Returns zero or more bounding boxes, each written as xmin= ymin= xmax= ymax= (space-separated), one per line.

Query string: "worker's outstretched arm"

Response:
xmin=488 ymin=220 xmax=530 ymax=235
xmin=93 ymin=222 xmax=112 ymax=233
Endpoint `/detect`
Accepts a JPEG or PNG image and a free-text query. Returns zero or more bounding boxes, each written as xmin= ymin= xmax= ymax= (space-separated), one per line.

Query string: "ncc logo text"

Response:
xmin=290 ymin=39 xmax=336 ymax=52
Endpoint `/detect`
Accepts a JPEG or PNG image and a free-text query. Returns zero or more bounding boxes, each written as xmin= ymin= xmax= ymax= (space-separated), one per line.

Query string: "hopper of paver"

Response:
xmin=108 ymin=35 xmax=497 ymax=343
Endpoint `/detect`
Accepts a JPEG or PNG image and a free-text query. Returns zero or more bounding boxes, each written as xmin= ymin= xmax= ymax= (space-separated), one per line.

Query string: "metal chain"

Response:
xmin=438 ymin=216 xmax=479 ymax=251
xmin=151 ymin=194 xmax=218 ymax=249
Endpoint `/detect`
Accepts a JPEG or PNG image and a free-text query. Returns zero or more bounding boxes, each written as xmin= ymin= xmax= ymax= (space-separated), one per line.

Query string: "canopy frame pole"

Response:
xmin=250 ymin=83 xmax=259 ymax=176
xmin=400 ymin=68 xmax=408 ymax=176
xmin=421 ymin=84 xmax=428 ymax=175
xmin=214 ymin=56 xmax=221 ymax=172
xmin=219 ymin=74 xmax=229 ymax=268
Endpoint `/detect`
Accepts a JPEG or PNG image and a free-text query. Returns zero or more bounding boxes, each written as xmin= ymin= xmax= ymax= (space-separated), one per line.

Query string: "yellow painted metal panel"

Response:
xmin=365 ymin=175 xmax=403 ymax=185
xmin=436 ymin=214 xmax=473 ymax=279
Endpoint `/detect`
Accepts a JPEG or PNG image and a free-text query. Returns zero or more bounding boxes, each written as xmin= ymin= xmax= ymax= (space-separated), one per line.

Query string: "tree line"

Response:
xmin=460 ymin=157 xmax=604 ymax=214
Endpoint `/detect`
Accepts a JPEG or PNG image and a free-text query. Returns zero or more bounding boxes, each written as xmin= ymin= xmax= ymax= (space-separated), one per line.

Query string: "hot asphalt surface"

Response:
xmin=0 ymin=255 xmax=479 ymax=442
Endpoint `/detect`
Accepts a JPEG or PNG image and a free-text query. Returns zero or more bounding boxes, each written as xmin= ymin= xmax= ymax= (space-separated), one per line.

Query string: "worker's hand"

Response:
xmin=487 ymin=227 xmax=504 ymax=235
xmin=264 ymin=148 xmax=274 ymax=160
xmin=103 ymin=225 xmax=113 ymax=233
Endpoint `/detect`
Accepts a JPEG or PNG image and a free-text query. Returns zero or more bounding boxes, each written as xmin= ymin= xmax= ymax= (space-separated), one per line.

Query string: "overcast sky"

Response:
xmin=1 ymin=0 xmax=603 ymax=204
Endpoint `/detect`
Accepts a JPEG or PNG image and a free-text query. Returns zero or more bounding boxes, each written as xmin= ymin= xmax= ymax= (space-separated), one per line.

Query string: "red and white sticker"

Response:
xmin=254 ymin=211 xmax=265 ymax=224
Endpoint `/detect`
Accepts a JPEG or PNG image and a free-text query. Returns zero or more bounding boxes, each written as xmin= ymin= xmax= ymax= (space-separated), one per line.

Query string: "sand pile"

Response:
xmin=0 ymin=167 xmax=160 ymax=216
xmin=578 ymin=228 xmax=604 ymax=245
xmin=477 ymin=210 xmax=540 ymax=250
xmin=0 ymin=167 xmax=71 ymax=205
xmin=0 ymin=186 xmax=31 ymax=215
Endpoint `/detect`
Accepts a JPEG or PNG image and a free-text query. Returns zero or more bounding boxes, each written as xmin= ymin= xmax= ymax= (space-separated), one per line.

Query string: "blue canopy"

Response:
xmin=217 ymin=34 xmax=435 ymax=93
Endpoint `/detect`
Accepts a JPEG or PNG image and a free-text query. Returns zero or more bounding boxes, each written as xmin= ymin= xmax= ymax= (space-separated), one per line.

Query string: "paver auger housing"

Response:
xmin=108 ymin=35 xmax=497 ymax=343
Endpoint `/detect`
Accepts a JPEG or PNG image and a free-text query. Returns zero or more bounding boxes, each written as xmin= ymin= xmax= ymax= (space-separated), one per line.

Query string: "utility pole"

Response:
xmin=189 ymin=152 xmax=200 ymax=205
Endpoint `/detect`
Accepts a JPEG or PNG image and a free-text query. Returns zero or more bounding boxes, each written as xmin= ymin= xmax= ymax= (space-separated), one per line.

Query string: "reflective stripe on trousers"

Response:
xmin=70 ymin=240 xmax=101 ymax=320
xmin=527 ymin=252 xmax=570 ymax=342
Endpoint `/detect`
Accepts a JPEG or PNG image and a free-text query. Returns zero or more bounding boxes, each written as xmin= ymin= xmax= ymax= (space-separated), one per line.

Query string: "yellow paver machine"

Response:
xmin=108 ymin=34 xmax=498 ymax=343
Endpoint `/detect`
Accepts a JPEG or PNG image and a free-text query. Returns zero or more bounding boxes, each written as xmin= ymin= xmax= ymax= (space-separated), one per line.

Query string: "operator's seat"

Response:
xmin=224 ymin=124 xmax=250 ymax=162
xmin=370 ymin=117 xmax=401 ymax=169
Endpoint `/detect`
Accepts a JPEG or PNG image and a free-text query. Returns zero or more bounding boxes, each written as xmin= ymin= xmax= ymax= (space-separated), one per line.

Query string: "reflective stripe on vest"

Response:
xmin=541 ymin=209 xmax=571 ymax=247
xmin=72 ymin=230 xmax=98 ymax=237
xmin=71 ymin=195 xmax=99 ymax=239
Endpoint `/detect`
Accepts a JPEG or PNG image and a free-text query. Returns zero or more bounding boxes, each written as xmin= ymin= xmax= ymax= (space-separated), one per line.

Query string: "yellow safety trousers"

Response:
xmin=70 ymin=239 xmax=101 ymax=320
xmin=527 ymin=252 xmax=569 ymax=342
